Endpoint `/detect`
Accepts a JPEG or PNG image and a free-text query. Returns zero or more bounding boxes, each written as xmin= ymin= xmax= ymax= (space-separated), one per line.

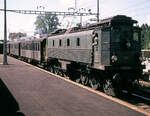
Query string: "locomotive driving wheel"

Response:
xmin=75 ymin=77 xmax=81 ymax=83
xmin=74 ymin=71 xmax=81 ymax=83
xmin=48 ymin=66 xmax=54 ymax=73
xmin=54 ymin=68 xmax=60 ymax=75
xmin=80 ymin=74 xmax=88 ymax=85
xmin=89 ymin=78 xmax=99 ymax=90
xmin=103 ymin=79 xmax=116 ymax=96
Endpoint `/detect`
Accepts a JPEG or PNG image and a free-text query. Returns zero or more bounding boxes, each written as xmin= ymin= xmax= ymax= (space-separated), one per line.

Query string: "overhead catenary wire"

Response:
xmin=0 ymin=9 xmax=97 ymax=16
xmin=109 ymin=0 xmax=150 ymax=15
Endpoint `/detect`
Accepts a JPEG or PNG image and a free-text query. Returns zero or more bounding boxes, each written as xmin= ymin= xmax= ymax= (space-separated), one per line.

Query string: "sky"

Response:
xmin=0 ymin=0 xmax=150 ymax=40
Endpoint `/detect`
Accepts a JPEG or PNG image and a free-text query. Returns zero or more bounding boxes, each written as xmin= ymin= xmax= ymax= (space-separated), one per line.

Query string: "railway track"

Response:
xmin=121 ymin=90 xmax=150 ymax=113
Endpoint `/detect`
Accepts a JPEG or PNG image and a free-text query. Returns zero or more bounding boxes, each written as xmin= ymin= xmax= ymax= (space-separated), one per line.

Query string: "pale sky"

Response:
xmin=0 ymin=0 xmax=150 ymax=40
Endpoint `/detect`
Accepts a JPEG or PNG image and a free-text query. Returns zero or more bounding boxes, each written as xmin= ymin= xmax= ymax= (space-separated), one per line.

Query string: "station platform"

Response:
xmin=0 ymin=55 xmax=148 ymax=116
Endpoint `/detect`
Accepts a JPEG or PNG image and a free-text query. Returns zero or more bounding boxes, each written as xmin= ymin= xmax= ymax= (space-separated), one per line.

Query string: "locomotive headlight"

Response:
xmin=111 ymin=55 xmax=118 ymax=62
xmin=126 ymin=41 xmax=131 ymax=48
xmin=139 ymin=56 xmax=143 ymax=61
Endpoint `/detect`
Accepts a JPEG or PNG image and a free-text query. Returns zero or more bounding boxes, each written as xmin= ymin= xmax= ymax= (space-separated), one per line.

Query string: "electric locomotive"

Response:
xmin=44 ymin=15 xmax=144 ymax=96
xmin=7 ymin=15 xmax=144 ymax=96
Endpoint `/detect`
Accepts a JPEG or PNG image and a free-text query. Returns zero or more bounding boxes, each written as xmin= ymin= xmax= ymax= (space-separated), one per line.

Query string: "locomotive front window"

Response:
xmin=112 ymin=25 xmax=133 ymax=50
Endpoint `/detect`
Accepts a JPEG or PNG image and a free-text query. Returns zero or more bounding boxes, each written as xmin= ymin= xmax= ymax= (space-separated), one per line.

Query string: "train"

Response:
xmin=7 ymin=15 xmax=144 ymax=96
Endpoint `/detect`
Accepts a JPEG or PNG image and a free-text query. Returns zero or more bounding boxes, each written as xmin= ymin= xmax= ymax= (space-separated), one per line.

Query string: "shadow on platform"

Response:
xmin=0 ymin=78 xmax=25 ymax=116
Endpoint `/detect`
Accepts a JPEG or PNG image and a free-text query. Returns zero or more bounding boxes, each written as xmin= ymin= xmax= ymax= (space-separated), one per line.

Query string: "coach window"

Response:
xmin=67 ymin=38 xmax=70 ymax=46
xmin=36 ymin=43 xmax=38 ymax=51
xmin=30 ymin=44 xmax=33 ymax=50
xmin=26 ymin=44 xmax=28 ymax=50
xmin=53 ymin=40 xmax=55 ymax=47
xmin=27 ymin=44 xmax=28 ymax=50
xmin=34 ymin=43 xmax=35 ymax=50
xmin=36 ymin=43 xmax=37 ymax=51
xmin=34 ymin=43 xmax=36 ymax=51
xmin=38 ymin=43 xmax=40 ymax=51
xmin=34 ymin=43 xmax=36 ymax=50
xmin=76 ymin=38 xmax=80 ymax=46
xmin=32 ymin=43 xmax=34 ymax=50
xmin=23 ymin=43 xmax=25 ymax=50
xmin=37 ymin=43 xmax=38 ymax=51
xmin=35 ymin=43 xmax=36 ymax=50
xmin=59 ymin=39 xmax=62 ymax=47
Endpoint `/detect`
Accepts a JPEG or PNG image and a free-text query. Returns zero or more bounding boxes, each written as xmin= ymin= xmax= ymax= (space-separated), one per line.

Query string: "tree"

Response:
xmin=34 ymin=14 xmax=60 ymax=34
xmin=141 ymin=24 xmax=150 ymax=49
xmin=8 ymin=32 xmax=27 ymax=40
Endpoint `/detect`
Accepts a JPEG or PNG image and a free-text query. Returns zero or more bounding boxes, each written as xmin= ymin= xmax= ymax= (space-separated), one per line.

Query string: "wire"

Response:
xmin=132 ymin=10 xmax=150 ymax=17
xmin=78 ymin=0 xmax=96 ymax=10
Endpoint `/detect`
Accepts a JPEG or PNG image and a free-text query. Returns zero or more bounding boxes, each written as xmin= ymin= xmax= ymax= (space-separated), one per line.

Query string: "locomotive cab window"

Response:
xmin=53 ymin=40 xmax=55 ymax=47
xmin=59 ymin=39 xmax=62 ymax=47
xmin=76 ymin=38 xmax=80 ymax=46
xmin=67 ymin=39 xmax=70 ymax=46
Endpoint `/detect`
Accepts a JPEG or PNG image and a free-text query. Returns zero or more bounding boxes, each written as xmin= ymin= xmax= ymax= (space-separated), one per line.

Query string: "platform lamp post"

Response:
xmin=3 ymin=0 xmax=8 ymax=65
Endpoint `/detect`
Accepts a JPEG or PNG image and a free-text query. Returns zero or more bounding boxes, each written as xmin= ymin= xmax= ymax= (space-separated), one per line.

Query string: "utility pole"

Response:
xmin=97 ymin=0 xmax=99 ymax=22
xmin=75 ymin=0 xmax=77 ymax=10
xmin=79 ymin=8 xmax=86 ymax=26
xmin=3 ymin=0 xmax=8 ymax=65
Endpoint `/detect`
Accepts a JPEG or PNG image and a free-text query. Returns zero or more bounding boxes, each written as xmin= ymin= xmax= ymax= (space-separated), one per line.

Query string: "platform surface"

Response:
xmin=0 ymin=55 xmax=147 ymax=116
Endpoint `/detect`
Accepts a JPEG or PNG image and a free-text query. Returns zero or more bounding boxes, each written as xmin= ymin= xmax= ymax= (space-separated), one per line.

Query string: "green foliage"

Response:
xmin=34 ymin=14 xmax=60 ymax=34
xmin=141 ymin=24 xmax=150 ymax=49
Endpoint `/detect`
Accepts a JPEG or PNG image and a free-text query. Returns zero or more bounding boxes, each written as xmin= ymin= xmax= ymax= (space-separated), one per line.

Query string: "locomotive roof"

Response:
xmin=86 ymin=15 xmax=137 ymax=29
xmin=100 ymin=15 xmax=137 ymax=24
xmin=47 ymin=15 xmax=137 ymax=36
xmin=48 ymin=29 xmax=94 ymax=39
xmin=61 ymin=15 xmax=137 ymax=34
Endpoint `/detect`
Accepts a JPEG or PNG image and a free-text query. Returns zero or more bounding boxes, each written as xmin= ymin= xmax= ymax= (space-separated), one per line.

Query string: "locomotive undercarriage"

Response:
xmin=46 ymin=58 xmax=141 ymax=96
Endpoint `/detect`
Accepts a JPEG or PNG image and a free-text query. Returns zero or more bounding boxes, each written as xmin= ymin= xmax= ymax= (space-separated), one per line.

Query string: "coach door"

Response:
xmin=19 ymin=43 xmax=21 ymax=56
xmin=40 ymin=39 xmax=46 ymax=62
